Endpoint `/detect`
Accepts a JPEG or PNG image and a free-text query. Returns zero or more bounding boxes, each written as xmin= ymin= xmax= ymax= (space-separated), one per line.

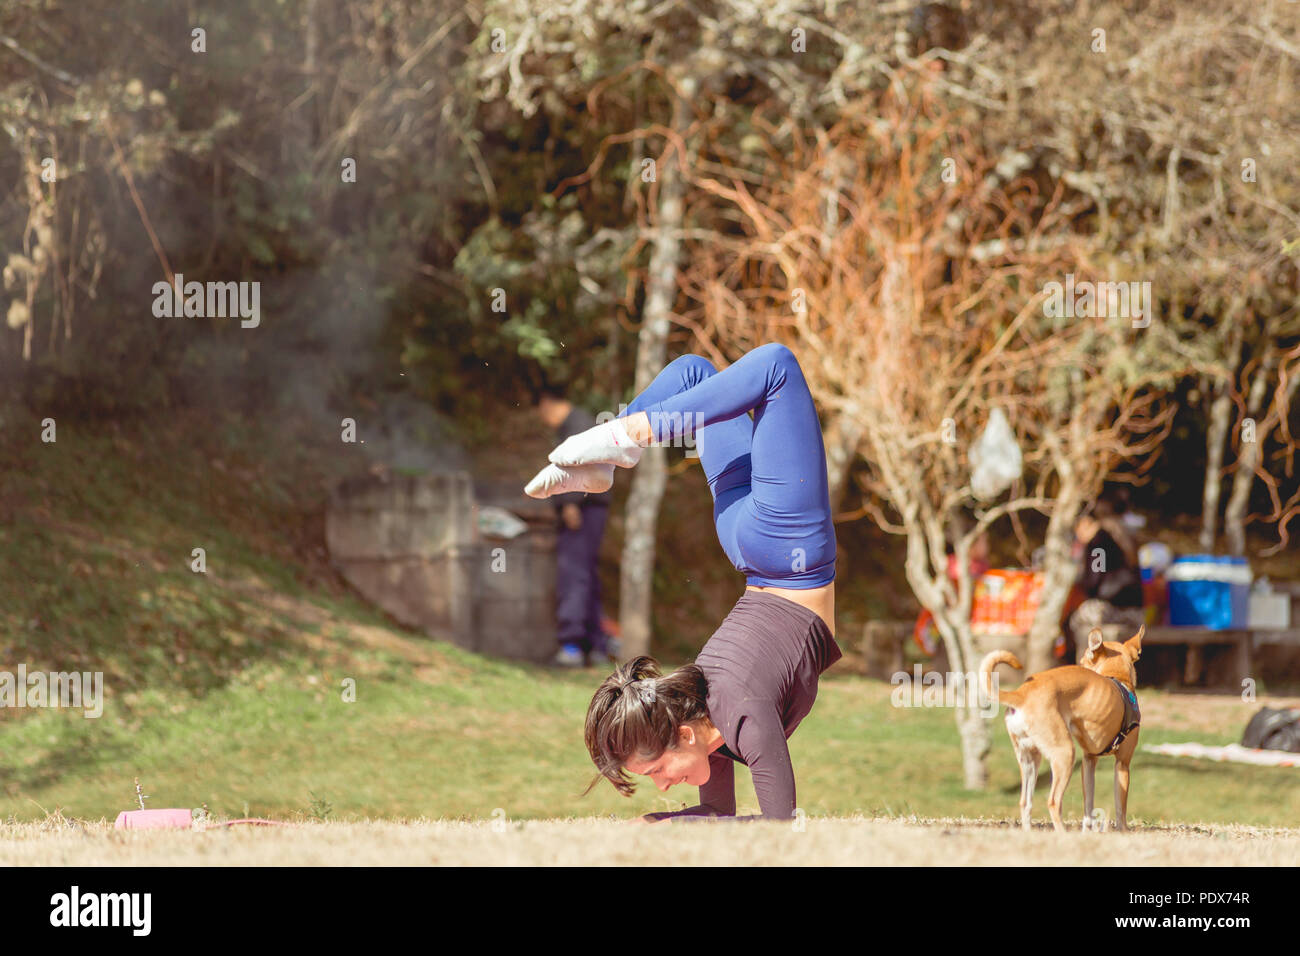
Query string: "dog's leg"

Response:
xmin=1018 ymin=749 xmax=1039 ymax=831
xmin=1044 ymin=746 xmax=1075 ymax=833
xmin=1114 ymin=729 xmax=1139 ymax=832
xmin=1081 ymin=753 xmax=1098 ymax=831
xmin=1113 ymin=761 xmax=1129 ymax=832
xmin=1007 ymin=714 xmax=1038 ymax=831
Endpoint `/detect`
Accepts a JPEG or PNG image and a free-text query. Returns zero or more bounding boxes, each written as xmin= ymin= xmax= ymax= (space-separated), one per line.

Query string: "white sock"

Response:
xmin=524 ymin=462 xmax=615 ymax=499
xmin=548 ymin=418 xmax=644 ymax=469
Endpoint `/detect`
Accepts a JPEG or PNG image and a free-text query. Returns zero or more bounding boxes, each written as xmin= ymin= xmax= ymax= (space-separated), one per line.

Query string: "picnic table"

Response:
xmin=1141 ymin=625 xmax=1300 ymax=689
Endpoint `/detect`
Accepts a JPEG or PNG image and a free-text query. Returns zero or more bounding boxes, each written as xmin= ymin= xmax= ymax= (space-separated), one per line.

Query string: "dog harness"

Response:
xmin=1095 ymin=678 xmax=1141 ymax=756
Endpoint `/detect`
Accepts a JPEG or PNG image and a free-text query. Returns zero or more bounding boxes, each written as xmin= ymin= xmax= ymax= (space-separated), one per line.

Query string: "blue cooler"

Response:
xmin=1164 ymin=555 xmax=1252 ymax=629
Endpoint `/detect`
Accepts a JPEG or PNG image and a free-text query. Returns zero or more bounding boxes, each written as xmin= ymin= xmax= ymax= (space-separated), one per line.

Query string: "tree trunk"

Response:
xmin=817 ymin=149 xmax=860 ymax=514
xmin=906 ymin=520 xmax=994 ymax=790
xmin=824 ymin=409 xmax=865 ymax=514
xmin=620 ymin=447 xmax=667 ymax=660
xmin=956 ymin=704 xmax=992 ymax=790
xmin=1200 ymin=383 xmax=1233 ymax=551
xmin=1200 ymin=323 xmax=1243 ymax=551
xmin=1027 ymin=425 xmax=1088 ymax=673
xmin=618 ymin=78 xmax=694 ymax=661
xmin=304 ymin=0 xmax=319 ymax=75
xmin=930 ymin=606 xmax=991 ymax=789
xmin=1028 ymin=509 xmax=1080 ymax=672
xmin=1225 ymin=339 xmax=1277 ymax=556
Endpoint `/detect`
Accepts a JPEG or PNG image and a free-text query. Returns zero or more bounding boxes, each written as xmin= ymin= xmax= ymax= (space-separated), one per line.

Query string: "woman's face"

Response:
xmin=623 ymin=723 xmax=713 ymax=792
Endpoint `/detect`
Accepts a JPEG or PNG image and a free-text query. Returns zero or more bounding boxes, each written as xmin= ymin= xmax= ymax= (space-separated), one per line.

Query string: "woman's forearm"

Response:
xmin=644 ymin=804 xmax=727 ymax=822
xmin=653 ymin=806 xmax=765 ymax=824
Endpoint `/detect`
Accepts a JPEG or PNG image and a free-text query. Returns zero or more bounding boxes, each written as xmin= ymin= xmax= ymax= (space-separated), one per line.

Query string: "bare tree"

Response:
xmin=678 ymin=81 xmax=1177 ymax=787
xmin=1223 ymin=330 xmax=1300 ymax=556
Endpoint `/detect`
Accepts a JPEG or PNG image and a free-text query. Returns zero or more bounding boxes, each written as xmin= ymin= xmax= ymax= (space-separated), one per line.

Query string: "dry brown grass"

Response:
xmin=4 ymin=817 xmax=1297 ymax=866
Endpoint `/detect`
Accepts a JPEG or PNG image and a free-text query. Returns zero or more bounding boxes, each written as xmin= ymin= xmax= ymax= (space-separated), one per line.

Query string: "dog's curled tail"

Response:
xmin=978 ymin=650 xmax=1025 ymax=708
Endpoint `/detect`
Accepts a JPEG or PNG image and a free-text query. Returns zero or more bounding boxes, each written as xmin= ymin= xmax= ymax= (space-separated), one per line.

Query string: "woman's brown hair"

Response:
xmin=581 ymin=655 xmax=710 ymax=798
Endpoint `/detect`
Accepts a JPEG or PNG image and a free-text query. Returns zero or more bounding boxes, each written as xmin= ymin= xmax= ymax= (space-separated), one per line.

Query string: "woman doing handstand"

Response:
xmin=525 ymin=343 xmax=841 ymax=822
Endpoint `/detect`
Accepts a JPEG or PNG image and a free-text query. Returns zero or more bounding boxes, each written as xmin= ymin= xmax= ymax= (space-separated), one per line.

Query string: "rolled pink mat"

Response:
xmin=114 ymin=808 xmax=194 ymax=830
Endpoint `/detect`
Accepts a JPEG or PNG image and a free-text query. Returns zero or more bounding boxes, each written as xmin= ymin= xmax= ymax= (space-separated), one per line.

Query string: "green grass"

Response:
xmin=5 ymin=656 xmax=1299 ymax=826
xmin=1 ymin=410 xmax=1297 ymax=828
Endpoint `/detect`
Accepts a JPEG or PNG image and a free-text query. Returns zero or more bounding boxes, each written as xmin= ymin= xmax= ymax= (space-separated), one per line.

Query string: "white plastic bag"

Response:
xmin=969 ymin=408 xmax=1023 ymax=501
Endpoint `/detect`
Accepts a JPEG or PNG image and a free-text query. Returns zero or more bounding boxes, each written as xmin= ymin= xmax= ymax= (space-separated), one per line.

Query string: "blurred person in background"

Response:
xmin=1065 ymin=493 xmax=1146 ymax=660
xmin=536 ymin=385 xmax=617 ymax=668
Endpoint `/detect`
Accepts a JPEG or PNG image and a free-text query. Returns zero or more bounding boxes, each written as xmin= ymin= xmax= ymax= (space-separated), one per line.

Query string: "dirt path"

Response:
xmin=5 ymin=818 xmax=1297 ymax=866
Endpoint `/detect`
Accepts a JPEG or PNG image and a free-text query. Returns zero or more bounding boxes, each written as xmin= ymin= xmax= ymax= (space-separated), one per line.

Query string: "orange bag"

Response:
xmin=913 ymin=569 xmax=1066 ymax=658
xmin=971 ymin=569 xmax=1045 ymax=637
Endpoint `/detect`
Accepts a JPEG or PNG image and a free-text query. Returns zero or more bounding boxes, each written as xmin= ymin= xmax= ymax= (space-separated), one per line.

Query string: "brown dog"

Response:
xmin=979 ymin=625 xmax=1143 ymax=832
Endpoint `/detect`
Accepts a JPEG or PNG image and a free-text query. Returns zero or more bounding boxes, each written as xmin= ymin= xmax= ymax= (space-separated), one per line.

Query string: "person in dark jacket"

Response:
xmin=1067 ymin=497 xmax=1146 ymax=660
xmin=536 ymin=386 xmax=614 ymax=668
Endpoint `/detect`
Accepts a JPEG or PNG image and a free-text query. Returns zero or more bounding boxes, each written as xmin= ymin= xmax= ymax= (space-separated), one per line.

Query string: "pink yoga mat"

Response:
xmin=114 ymin=808 xmax=193 ymax=829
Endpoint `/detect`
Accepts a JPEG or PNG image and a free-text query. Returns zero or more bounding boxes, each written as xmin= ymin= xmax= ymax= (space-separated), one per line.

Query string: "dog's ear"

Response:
xmin=1078 ymin=628 xmax=1103 ymax=666
xmin=1125 ymin=624 xmax=1144 ymax=661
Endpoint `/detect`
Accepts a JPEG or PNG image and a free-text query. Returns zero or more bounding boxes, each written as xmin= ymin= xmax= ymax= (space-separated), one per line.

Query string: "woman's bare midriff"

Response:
xmin=745 ymin=582 xmax=835 ymax=637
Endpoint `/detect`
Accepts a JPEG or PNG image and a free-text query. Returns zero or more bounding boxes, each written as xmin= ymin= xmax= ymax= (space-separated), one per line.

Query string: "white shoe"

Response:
xmin=524 ymin=462 xmax=614 ymax=499
xmin=548 ymin=418 xmax=644 ymax=469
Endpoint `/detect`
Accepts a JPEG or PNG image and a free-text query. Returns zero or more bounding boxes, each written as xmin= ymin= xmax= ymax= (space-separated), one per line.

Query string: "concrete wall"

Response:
xmin=325 ymin=471 xmax=557 ymax=662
